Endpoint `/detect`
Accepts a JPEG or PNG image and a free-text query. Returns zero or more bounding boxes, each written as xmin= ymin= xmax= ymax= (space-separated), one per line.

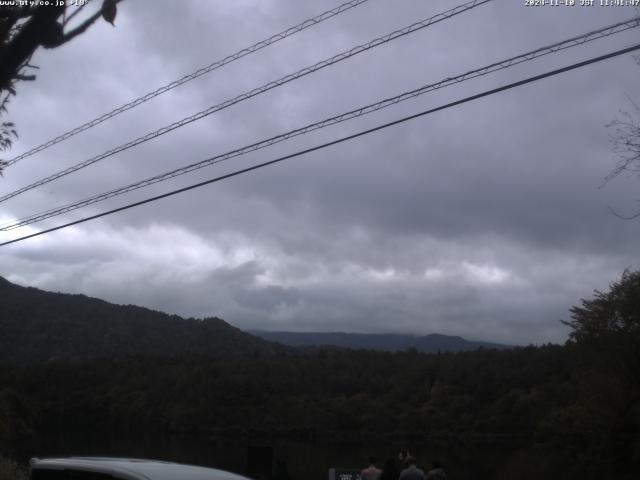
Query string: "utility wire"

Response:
xmin=3 ymin=16 xmax=638 ymax=232
xmin=2 ymin=43 xmax=639 ymax=248
xmin=4 ymin=0 xmax=373 ymax=167
xmin=0 ymin=0 xmax=492 ymax=204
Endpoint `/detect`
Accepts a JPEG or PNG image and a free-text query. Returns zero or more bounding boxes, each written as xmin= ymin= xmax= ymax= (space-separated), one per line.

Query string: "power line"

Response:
xmin=0 ymin=0 xmax=492 ymax=204
xmin=4 ymin=0 xmax=373 ymax=168
xmin=2 ymin=42 xmax=638 ymax=248
xmin=3 ymin=16 xmax=638 ymax=232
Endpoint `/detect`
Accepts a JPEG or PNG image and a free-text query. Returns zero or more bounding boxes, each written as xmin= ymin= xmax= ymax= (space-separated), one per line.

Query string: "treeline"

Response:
xmin=0 ymin=343 xmax=636 ymax=479
xmin=0 ymin=345 xmax=569 ymax=436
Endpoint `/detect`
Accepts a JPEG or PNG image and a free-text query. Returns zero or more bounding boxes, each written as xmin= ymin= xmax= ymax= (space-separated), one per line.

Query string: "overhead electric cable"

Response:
xmin=2 ymin=42 xmax=638 ymax=248
xmin=0 ymin=0 xmax=492 ymax=204
xmin=4 ymin=0 xmax=373 ymax=167
xmin=2 ymin=16 xmax=638 ymax=232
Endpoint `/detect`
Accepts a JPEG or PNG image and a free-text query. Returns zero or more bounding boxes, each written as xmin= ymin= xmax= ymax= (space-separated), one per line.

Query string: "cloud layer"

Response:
xmin=1 ymin=0 xmax=639 ymax=344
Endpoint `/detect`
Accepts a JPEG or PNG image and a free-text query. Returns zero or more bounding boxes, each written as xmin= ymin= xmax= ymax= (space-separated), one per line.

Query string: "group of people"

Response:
xmin=361 ymin=452 xmax=446 ymax=480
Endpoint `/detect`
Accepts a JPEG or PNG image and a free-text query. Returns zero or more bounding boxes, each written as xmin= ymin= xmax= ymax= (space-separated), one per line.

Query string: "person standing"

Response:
xmin=397 ymin=451 xmax=411 ymax=469
xmin=398 ymin=457 xmax=425 ymax=480
xmin=361 ymin=456 xmax=383 ymax=480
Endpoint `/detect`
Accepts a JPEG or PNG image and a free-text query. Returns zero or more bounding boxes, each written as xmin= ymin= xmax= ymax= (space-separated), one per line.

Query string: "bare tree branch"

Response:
xmin=605 ymin=95 xmax=640 ymax=183
xmin=13 ymin=73 xmax=35 ymax=81
xmin=0 ymin=5 xmax=65 ymax=89
xmin=0 ymin=0 xmax=123 ymax=175
xmin=608 ymin=204 xmax=640 ymax=220
xmin=56 ymin=9 xmax=103 ymax=46
xmin=56 ymin=0 xmax=122 ymax=46
xmin=62 ymin=1 xmax=93 ymax=27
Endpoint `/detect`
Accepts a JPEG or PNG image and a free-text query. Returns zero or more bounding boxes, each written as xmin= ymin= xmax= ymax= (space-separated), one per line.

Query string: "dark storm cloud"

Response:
xmin=1 ymin=0 xmax=639 ymax=344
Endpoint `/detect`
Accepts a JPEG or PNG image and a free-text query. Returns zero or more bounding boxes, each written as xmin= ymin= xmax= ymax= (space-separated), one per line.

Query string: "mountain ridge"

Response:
xmin=0 ymin=275 xmax=511 ymax=362
xmin=250 ymin=330 xmax=511 ymax=353
xmin=0 ymin=276 xmax=280 ymax=362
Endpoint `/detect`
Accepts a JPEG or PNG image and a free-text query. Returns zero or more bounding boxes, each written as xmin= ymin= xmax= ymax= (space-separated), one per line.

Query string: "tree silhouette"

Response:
xmin=565 ymin=269 xmax=640 ymax=381
xmin=0 ymin=0 xmax=121 ymax=174
xmin=605 ymin=56 xmax=640 ymax=218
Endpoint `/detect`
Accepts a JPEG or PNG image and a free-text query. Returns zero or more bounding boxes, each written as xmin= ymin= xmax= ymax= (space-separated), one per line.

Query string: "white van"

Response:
xmin=30 ymin=457 xmax=253 ymax=480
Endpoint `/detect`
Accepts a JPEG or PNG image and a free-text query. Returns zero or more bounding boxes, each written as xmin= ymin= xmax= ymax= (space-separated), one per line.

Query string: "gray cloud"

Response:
xmin=1 ymin=0 xmax=639 ymax=344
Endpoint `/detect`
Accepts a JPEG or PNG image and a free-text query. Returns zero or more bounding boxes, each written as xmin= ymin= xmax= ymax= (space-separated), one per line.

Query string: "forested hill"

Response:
xmin=251 ymin=330 xmax=510 ymax=352
xmin=0 ymin=276 xmax=280 ymax=362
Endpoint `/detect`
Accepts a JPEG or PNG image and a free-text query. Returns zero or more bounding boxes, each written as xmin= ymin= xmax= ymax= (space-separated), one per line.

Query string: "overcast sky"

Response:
xmin=1 ymin=0 xmax=639 ymax=344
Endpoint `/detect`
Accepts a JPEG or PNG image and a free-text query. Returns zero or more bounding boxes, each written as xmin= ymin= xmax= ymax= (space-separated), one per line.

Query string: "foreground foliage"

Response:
xmin=0 ymin=457 xmax=26 ymax=480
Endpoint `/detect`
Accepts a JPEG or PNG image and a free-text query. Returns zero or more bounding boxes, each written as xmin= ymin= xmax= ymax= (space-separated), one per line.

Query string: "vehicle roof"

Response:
xmin=30 ymin=457 xmax=252 ymax=480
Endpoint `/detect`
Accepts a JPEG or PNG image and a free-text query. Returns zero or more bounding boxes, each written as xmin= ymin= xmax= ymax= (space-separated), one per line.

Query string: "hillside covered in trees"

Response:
xmin=0 ymin=276 xmax=281 ymax=362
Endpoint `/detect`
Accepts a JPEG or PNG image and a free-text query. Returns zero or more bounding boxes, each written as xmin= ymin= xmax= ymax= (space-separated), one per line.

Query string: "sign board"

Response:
xmin=329 ymin=468 xmax=362 ymax=480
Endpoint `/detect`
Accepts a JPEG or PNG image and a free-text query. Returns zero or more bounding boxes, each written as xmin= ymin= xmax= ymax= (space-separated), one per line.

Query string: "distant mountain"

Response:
xmin=0 ymin=276 xmax=280 ymax=362
xmin=250 ymin=330 xmax=511 ymax=353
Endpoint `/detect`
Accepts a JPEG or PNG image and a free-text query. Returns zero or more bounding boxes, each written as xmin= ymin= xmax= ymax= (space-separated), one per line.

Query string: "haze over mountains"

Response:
xmin=1 ymin=276 xmax=510 ymax=362
xmin=251 ymin=330 xmax=510 ymax=352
